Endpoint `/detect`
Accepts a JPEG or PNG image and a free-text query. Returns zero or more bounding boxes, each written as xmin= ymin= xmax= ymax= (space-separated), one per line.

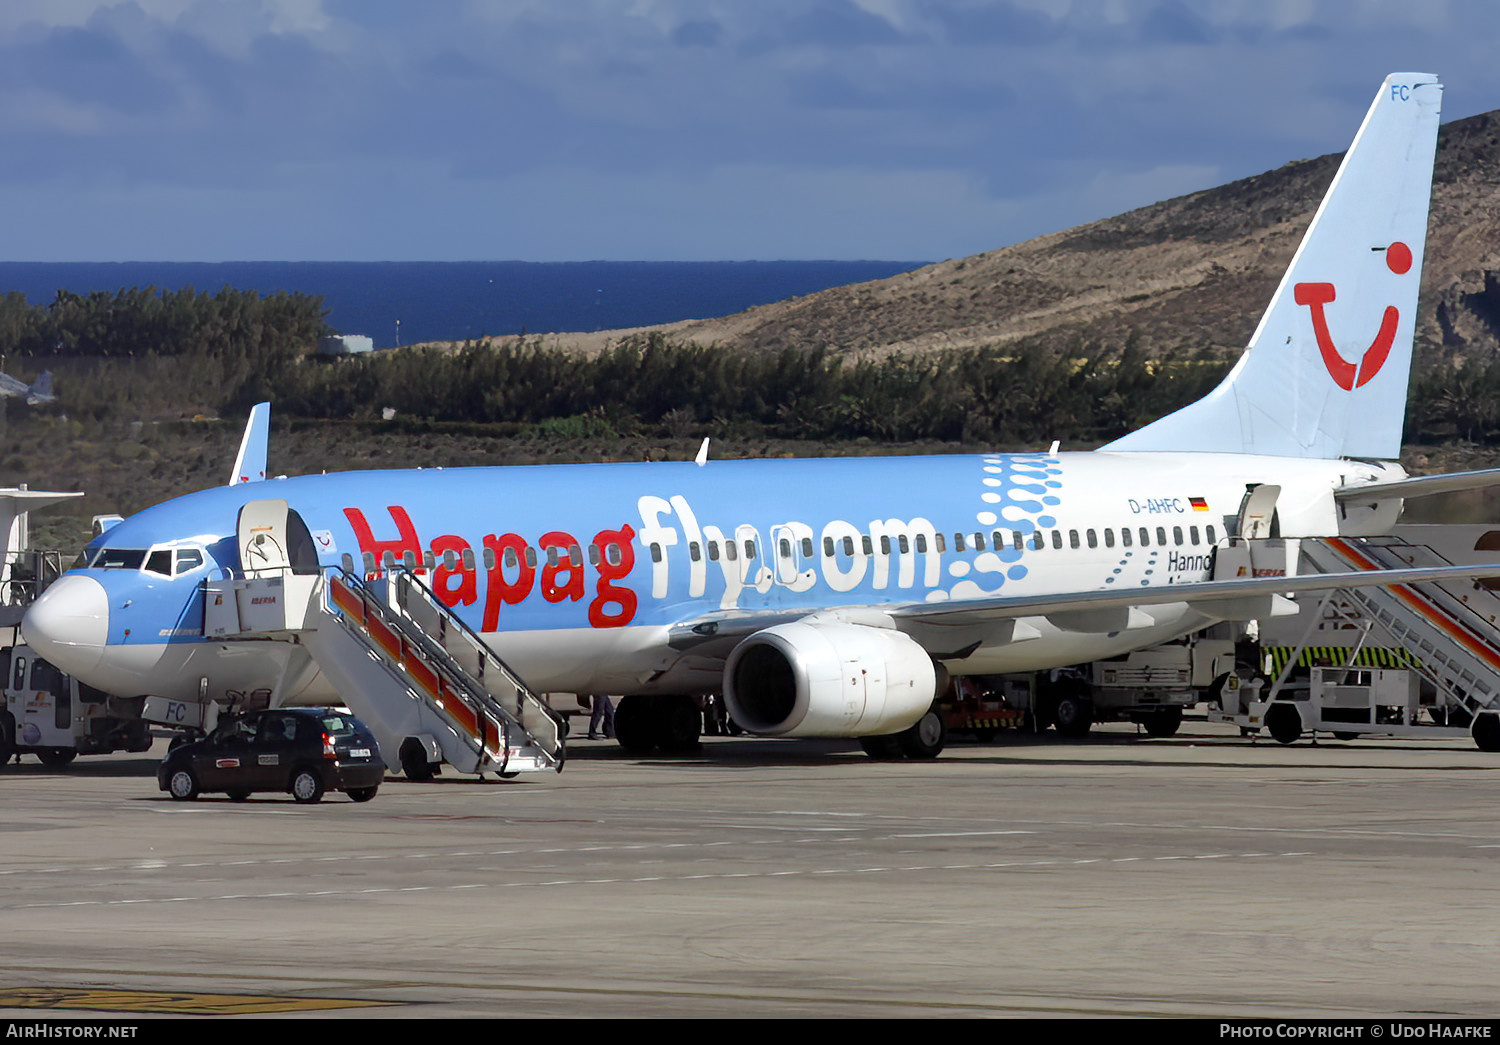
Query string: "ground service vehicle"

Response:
xmin=158 ymin=707 xmax=385 ymax=803
xmin=0 ymin=643 xmax=150 ymax=768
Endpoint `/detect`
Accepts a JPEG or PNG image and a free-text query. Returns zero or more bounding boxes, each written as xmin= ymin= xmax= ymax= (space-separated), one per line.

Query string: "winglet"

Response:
xmin=229 ymin=402 xmax=270 ymax=486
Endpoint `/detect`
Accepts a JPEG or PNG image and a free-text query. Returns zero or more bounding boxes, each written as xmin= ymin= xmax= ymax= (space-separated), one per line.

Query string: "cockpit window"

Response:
xmin=175 ymin=548 xmax=205 ymax=575
xmin=145 ymin=550 xmax=172 ymax=576
xmin=94 ymin=548 xmax=146 ymax=570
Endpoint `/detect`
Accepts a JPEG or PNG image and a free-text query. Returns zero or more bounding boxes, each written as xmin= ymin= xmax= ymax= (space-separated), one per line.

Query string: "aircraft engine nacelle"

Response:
xmin=722 ymin=621 xmax=937 ymax=738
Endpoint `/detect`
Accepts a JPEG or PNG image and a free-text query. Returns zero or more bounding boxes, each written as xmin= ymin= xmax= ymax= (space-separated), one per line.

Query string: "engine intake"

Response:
xmin=723 ymin=621 xmax=937 ymax=737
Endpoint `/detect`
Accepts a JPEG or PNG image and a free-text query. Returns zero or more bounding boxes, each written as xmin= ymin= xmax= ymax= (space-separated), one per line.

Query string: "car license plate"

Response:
xmin=350 ymin=748 xmax=371 ymax=758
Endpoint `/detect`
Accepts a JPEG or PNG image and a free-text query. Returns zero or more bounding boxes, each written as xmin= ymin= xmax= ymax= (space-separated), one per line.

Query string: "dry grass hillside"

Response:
xmin=535 ymin=110 xmax=1500 ymax=363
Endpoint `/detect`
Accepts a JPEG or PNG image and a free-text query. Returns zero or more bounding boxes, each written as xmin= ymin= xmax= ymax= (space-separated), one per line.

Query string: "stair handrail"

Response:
xmin=391 ymin=570 xmax=566 ymax=727
xmin=327 ymin=567 xmax=564 ymax=770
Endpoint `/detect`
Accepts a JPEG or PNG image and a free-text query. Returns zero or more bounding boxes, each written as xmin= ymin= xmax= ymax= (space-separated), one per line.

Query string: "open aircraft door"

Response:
xmin=1236 ymin=484 xmax=1281 ymax=540
xmin=236 ymin=499 xmax=319 ymax=578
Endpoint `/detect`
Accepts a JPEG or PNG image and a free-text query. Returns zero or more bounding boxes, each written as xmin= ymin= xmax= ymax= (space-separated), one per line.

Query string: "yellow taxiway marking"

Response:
xmin=0 ymin=987 xmax=392 ymax=1015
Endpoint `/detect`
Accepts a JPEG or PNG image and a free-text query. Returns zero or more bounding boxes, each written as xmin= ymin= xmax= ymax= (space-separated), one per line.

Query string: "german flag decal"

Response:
xmin=1189 ymin=497 xmax=1209 ymax=511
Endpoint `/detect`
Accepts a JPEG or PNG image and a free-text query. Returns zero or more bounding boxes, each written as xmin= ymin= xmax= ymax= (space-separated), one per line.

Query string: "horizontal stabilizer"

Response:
xmin=1335 ymin=468 xmax=1500 ymax=502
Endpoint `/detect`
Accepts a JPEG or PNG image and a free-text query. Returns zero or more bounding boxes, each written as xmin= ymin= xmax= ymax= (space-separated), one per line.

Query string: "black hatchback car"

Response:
xmin=158 ymin=708 xmax=385 ymax=803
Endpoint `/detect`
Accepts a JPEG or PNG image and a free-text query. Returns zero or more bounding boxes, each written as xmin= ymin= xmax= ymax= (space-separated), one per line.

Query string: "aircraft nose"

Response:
xmin=22 ymin=574 xmax=109 ymax=676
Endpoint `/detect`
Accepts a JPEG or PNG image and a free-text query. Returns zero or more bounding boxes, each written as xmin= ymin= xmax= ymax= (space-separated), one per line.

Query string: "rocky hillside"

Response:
xmin=548 ymin=109 xmax=1500 ymax=364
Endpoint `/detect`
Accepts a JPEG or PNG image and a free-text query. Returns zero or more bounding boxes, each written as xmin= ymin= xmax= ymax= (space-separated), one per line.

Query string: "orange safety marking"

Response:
xmin=440 ymin=677 xmax=480 ymax=738
xmin=405 ymin=643 xmax=440 ymax=699
xmin=1323 ymin=538 xmax=1500 ymax=674
xmin=329 ymin=577 xmax=366 ymax=624
xmin=365 ymin=613 xmax=402 ymax=662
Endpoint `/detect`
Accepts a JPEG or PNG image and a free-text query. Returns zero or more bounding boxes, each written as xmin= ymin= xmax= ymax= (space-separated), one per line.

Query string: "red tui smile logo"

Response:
xmin=1294 ymin=241 xmax=1412 ymax=390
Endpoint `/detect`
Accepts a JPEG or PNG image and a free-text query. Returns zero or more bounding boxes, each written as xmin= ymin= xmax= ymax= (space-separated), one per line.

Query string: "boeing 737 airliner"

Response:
xmin=22 ymin=73 xmax=1500 ymax=764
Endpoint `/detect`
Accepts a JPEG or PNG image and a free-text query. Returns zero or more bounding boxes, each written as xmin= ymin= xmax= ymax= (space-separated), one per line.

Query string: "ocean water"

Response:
xmin=0 ymin=261 xmax=926 ymax=349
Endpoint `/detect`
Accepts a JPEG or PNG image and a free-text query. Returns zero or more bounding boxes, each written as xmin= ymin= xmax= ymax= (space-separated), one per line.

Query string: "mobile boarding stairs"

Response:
xmin=199 ymin=503 xmax=564 ymax=780
xmin=1213 ymin=536 xmax=1500 ymax=750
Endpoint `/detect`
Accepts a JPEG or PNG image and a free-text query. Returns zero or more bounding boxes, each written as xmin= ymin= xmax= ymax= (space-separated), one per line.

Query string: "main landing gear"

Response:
xmin=614 ymin=695 xmax=702 ymax=755
xmin=858 ymin=705 xmax=946 ymax=761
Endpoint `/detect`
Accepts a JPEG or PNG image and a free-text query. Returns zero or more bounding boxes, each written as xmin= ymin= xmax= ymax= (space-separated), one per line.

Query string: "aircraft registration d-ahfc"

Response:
xmin=23 ymin=73 xmax=1500 ymax=764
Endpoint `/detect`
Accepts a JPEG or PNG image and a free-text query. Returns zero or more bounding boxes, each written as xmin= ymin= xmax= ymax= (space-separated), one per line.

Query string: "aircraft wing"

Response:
xmin=667 ymin=560 xmax=1500 ymax=657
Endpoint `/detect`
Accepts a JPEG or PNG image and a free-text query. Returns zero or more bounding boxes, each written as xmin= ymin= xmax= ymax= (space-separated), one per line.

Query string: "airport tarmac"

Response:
xmin=2 ymin=719 xmax=1499 ymax=1019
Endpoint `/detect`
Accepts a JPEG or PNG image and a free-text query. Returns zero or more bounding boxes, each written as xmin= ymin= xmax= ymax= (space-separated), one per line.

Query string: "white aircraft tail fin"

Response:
xmin=25 ymin=372 xmax=54 ymax=405
xmin=229 ymin=402 xmax=270 ymax=486
xmin=1106 ymin=73 xmax=1442 ymax=460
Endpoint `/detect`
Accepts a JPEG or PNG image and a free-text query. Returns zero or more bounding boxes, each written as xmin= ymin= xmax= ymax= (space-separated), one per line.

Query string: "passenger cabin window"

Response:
xmin=1206 ymin=525 xmax=1218 ymax=544
xmin=1121 ymin=528 xmax=1132 ymax=548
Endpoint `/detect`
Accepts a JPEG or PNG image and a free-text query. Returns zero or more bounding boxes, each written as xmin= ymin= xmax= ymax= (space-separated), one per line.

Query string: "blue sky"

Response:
xmin=2 ymin=0 xmax=1495 ymax=262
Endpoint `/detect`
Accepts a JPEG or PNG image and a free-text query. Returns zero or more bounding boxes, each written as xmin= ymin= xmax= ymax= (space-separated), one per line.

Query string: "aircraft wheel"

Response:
xmin=290 ymin=768 xmax=325 ymax=804
xmin=1141 ymin=707 xmax=1183 ymax=738
xmin=858 ymin=734 xmax=904 ymax=760
xmin=226 ymin=789 xmax=251 ymax=802
xmin=658 ymin=695 xmax=702 ymax=754
xmin=897 ymin=707 xmax=946 ymax=759
xmin=0 ymin=714 xmax=16 ymax=767
xmin=1266 ymin=703 xmax=1303 ymax=745
xmin=613 ymin=695 xmax=657 ymax=754
xmin=346 ymin=787 xmax=379 ymax=803
xmin=168 ymin=768 xmax=199 ymax=801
